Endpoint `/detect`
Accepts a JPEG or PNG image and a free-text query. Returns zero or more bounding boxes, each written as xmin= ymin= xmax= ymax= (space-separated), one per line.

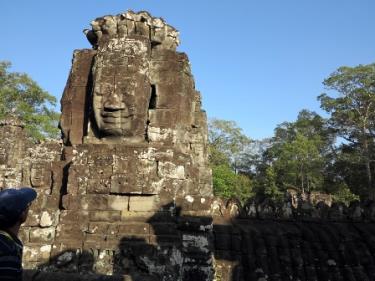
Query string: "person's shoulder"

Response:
xmin=0 ymin=233 xmax=22 ymax=281
xmin=0 ymin=232 xmax=17 ymax=255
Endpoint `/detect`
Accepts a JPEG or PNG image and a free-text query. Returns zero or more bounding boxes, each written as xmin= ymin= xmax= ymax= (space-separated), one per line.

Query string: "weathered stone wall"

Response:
xmin=0 ymin=118 xmax=32 ymax=188
xmin=0 ymin=118 xmax=64 ymax=270
xmin=1 ymin=10 xmax=214 ymax=281
xmin=212 ymin=198 xmax=375 ymax=281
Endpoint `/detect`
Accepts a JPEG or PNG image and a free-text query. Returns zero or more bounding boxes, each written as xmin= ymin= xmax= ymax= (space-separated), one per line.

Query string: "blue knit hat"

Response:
xmin=0 ymin=187 xmax=37 ymax=220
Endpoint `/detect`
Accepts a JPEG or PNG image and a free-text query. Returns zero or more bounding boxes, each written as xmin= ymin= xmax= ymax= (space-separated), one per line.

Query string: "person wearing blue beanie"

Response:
xmin=0 ymin=187 xmax=37 ymax=281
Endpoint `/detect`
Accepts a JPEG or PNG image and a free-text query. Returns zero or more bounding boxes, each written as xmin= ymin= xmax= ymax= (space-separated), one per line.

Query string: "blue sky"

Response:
xmin=1 ymin=1 xmax=374 ymax=139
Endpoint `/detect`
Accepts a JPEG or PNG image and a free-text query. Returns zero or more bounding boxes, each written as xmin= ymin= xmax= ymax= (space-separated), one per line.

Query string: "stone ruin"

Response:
xmin=2 ymin=10 xmax=213 ymax=281
xmin=2 ymin=10 xmax=375 ymax=281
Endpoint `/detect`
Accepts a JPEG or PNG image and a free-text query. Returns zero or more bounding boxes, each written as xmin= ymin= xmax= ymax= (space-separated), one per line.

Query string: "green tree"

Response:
xmin=273 ymin=110 xmax=333 ymax=151
xmin=274 ymin=133 xmax=324 ymax=193
xmin=208 ymin=119 xmax=253 ymax=201
xmin=0 ymin=61 xmax=59 ymax=140
xmin=256 ymin=166 xmax=283 ymax=201
xmin=208 ymin=118 xmax=251 ymax=173
xmin=318 ymin=63 xmax=375 ymax=197
xmin=212 ymin=164 xmax=253 ymax=202
xmin=256 ymin=110 xmax=331 ymax=196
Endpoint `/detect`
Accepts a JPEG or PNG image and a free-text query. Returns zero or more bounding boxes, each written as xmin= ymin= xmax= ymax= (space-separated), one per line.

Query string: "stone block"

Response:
xmin=59 ymin=210 xmax=89 ymax=224
xmin=135 ymin=21 xmax=150 ymax=37
xmin=51 ymin=241 xmax=83 ymax=257
xmin=120 ymin=210 xmax=174 ymax=223
xmin=24 ymin=209 xmax=40 ymax=226
xmin=87 ymin=178 xmax=111 ymax=194
xmin=113 ymin=156 xmax=133 ymax=174
xmin=60 ymin=50 xmax=95 ymax=145
xmin=42 ymin=194 xmax=60 ymax=209
xmin=19 ymin=227 xmax=30 ymax=243
xmin=67 ymin=166 xmax=88 ymax=195
xmin=158 ymin=161 xmax=185 ymax=179
xmin=148 ymin=109 xmax=191 ymax=128
xmin=118 ymin=223 xmax=150 ymax=235
xmin=150 ymin=223 xmax=178 ymax=236
xmin=135 ymin=159 xmax=159 ymax=192
xmin=149 ymin=234 xmax=181 ymax=245
xmin=176 ymin=196 xmax=212 ymax=212
xmin=83 ymin=239 xmax=118 ymax=251
xmin=177 ymin=216 xmax=213 ymax=232
xmin=89 ymin=210 xmax=122 ymax=222
xmin=87 ymin=153 xmax=114 ymax=166
xmin=83 ymin=234 xmax=107 ymax=250
xmin=110 ymin=173 xmax=139 ymax=194
xmin=39 ymin=210 xmax=59 ymax=227
xmin=182 ymin=234 xmax=210 ymax=254
xmin=56 ymin=223 xmax=86 ymax=241
xmin=89 ymin=165 xmax=113 ymax=178
xmin=51 ymin=161 xmax=66 ymax=195
xmin=87 ymin=222 xmax=118 ymax=235
xmin=29 ymin=227 xmax=55 ymax=243
xmin=147 ymin=127 xmax=176 ymax=143
xmin=61 ymin=194 xmax=80 ymax=210
xmin=107 ymin=195 xmax=129 ymax=211
xmin=128 ymin=196 xmax=159 ymax=212
xmin=81 ymin=195 xmax=109 ymax=210
xmin=156 ymin=81 xmax=192 ymax=111
xmin=23 ymin=245 xmax=52 ymax=262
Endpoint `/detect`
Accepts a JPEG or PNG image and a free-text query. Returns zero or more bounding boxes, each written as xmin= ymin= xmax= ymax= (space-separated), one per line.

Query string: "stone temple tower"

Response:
xmin=59 ymin=10 xmax=212 ymax=199
xmin=11 ymin=10 xmax=214 ymax=280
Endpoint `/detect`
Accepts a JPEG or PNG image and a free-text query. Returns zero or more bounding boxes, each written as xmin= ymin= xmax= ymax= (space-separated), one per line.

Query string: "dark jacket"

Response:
xmin=0 ymin=230 xmax=23 ymax=281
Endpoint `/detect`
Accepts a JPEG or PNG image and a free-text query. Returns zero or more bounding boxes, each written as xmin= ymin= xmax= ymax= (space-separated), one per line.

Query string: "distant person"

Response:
xmin=0 ymin=187 xmax=37 ymax=281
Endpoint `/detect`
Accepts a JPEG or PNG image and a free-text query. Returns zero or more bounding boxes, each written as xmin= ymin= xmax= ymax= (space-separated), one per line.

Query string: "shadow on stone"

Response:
xmin=23 ymin=202 xmax=214 ymax=281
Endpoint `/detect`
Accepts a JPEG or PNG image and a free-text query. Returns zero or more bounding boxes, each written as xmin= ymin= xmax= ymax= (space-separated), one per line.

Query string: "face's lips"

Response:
xmin=101 ymin=110 xmax=133 ymax=124
xmin=101 ymin=111 xmax=121 ymax=118
xmin=102 ymin=117 xmax=119 ymax=124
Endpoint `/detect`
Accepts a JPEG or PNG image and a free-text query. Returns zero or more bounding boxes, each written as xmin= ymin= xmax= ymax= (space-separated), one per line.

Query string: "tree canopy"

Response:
xmin=0 ymin=61 xmax=60 ymax=140
xmin=209 ymin=63 xmax=375 ymax=204
xmin=208 ymin=119 xmax=253 ymax=201
xmin=319 ymin=63 xmax=375 ymax=198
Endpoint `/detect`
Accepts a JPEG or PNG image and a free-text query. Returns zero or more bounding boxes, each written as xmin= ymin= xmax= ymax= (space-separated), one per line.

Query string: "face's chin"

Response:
xmin=97 ymin=114 xmax=132 ymax=137
xmin=93 ymin=102 xmax=134 ymax=137
xmin=101 ymin=126 xmax=123 ymax=136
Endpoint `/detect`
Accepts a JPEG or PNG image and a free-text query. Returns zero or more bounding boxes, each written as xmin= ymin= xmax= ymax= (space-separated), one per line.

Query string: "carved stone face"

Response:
xmin=91 ymin=55 xmax=150 ymax=141
xmin=93 ymin=73 xmax=134 ymax=137
xmin=89 ymin=34 xmax=151 ymax=141
xmin=30 ymin=163 xmax=49 ymax=188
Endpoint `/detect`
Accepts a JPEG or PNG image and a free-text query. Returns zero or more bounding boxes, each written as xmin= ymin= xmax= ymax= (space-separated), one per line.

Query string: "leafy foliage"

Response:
xmin=273 ymin=133 xmax=324 ymax=193
xmin=319 ymin=63 xmax=375 ymax=198
xmin=0 ymin=61 xmax=60 ymax=140
xmin=208 ymin=119 xmax=253 ymax=201
xmin=212 ymin=164 xmax=253 ymax=202
xmin=254 ymin=110 xmax=331 ymax=197
xmin=208 ymin=119 xmax=251 ymax=173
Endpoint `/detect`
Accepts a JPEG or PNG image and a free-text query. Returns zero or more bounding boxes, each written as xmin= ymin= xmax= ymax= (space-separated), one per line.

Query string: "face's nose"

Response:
xmin=103 ymin=92 xmax=126 ymax=110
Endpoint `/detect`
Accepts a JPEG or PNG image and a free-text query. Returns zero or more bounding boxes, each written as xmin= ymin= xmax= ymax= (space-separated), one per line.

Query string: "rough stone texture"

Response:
xmin=212 ymin=198 xmax=375 ymax=281
xmin=2 ymin=10 xmax=375 ymax=281
xmin=0 ymin=118 xmax=32 ymax=188
xmin=59 ymin=49 xmax=96 ymax=145
xmin=2 ymin=10 xmax=213 ymax=281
